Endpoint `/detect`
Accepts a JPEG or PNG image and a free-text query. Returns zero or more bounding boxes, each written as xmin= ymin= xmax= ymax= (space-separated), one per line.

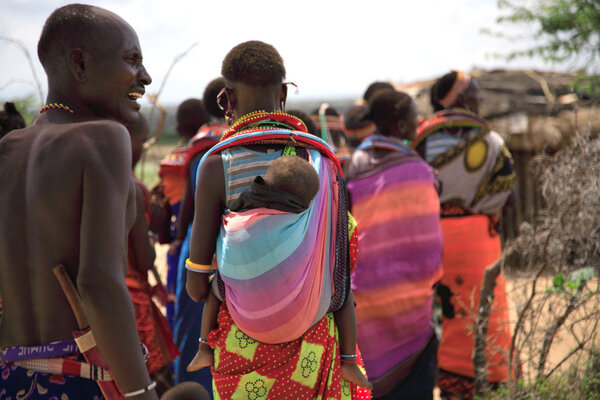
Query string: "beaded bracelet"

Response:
xmin=123 ymin=381 xmax=156 ymax=398
xmin=340 ymin=354 xmax=357 ymax=364
xmin=198 ymin=337 xmax=210 ymax=346
xmin=185 ymin=258 xmax=212 ymax=272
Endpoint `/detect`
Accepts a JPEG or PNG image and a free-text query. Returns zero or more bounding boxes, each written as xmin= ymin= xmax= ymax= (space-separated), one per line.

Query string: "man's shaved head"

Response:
xmin=37 ymin=4 xmax=130 ymax=73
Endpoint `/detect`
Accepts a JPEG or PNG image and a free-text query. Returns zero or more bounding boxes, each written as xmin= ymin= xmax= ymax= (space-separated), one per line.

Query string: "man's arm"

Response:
xmin=129 ymin=182 xmax=155 ymax=272
xmin=186 ymin=154 xmax=225 ymax=302
xmin=76 ymin=122 xmax=157 ymax=399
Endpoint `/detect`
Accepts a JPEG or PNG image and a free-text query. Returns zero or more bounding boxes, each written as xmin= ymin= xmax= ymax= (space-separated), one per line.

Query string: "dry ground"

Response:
xmin=152 ymin=244 xmax=599 ymax=399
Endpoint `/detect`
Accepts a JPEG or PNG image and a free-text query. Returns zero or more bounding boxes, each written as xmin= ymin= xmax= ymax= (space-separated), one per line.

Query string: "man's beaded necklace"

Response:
xmin=39 ymin=103 xmax=74 ymax=114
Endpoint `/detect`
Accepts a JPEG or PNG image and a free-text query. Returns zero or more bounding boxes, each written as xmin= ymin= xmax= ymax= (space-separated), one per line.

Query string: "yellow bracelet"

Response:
xmin=185 ymin=258 xmax=212 ymax=272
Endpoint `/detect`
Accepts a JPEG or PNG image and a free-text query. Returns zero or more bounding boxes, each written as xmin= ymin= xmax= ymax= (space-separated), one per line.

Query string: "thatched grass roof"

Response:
xmin=396 ymin=69 xmax=600 ymax=152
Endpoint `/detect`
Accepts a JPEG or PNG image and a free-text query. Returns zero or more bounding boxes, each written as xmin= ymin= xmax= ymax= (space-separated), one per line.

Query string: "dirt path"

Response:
xmin=505 ymin=273 xmax=600 ymax=382
xmin=152 ymin=245 xmax=599 ymax=397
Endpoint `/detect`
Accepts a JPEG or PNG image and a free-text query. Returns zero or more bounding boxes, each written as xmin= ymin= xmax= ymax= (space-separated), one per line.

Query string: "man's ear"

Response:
xmin=69 ymin=49 xmax=87 ymax=82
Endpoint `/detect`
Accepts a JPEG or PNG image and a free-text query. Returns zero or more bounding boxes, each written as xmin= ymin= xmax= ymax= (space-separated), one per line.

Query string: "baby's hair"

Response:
xmin=264 ymin=156 xmax=320 ymax=205
xmin=160 ymin=381 xmax=211 ymax=400
xmin=221 ymin=40 xmax=285 ymax=86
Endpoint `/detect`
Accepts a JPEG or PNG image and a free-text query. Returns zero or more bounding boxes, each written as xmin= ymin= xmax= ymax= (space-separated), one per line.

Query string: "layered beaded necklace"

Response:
xmin=39 ymin=103 xmax=74 ymax=114
xmin=222 ymin=110 xmax=307 ymax=142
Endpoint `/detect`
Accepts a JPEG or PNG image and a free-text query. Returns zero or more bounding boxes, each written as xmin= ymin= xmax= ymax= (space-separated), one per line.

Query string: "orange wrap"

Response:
xmin=437 ymin=215 xmax=511 ymax=383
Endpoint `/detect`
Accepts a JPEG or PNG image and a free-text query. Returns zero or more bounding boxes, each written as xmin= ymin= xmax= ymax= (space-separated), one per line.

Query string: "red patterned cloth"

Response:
xmin=158 ymin=125 xmax=223 ymax=205
xmin=208 ymin=304 xmax=371 ymax=400
xmin=127 ymin=178 xmax=180 ymax=375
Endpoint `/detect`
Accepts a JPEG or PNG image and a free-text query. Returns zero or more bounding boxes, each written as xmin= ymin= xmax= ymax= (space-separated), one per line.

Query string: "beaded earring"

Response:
xmin=217 ymin=87 xmax=235 ymax=121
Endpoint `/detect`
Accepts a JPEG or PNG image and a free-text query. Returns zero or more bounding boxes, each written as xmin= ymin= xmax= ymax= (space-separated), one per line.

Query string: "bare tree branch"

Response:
xmin=0 ymin=36 xmax=44 ymax=105
xmin=473 ymin=257 xmax=503 ymax=396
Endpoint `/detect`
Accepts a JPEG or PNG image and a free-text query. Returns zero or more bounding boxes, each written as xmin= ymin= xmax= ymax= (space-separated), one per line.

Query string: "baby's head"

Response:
xmin=264 ymin=156 xmax=320 ymax=206
xmin=160 ymin=381 xmax=211 ymax=400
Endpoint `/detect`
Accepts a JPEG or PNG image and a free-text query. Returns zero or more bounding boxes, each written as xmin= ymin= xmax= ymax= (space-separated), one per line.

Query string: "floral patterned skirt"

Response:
xmin=1 ymin=352 xmax=103 ymax=400
xmin=208 ymin=304 xmax=371 ymax=400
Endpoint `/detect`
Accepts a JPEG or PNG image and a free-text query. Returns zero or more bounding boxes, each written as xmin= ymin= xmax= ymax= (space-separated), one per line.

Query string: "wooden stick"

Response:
xmin=53 ymin=264 xmax=88 ymax=330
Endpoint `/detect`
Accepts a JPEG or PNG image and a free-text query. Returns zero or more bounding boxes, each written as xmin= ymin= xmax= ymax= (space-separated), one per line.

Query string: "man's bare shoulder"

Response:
xmin=59 ymin=119 xmax=130 ymax=149
xmin=39 ymin=119 xmax=132 ymax=168
xmin=3 ymin=118 xmax=129 ymax=152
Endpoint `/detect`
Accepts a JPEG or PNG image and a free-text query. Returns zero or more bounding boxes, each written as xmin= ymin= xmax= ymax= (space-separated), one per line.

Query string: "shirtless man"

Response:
xmin=0 ymin=4 xmax=158 ymax=399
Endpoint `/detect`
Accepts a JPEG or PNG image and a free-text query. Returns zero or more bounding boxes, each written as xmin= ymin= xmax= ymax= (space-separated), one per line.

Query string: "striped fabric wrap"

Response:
xmin=222 ymin=147 xmax=282 ymax=206
xmin=346 ymin=136 xmax=444 ymax=380
xmin=217 ymin=149 xmax=336 ymax=344
xmin=355 ymin=135 xmax=412 ymax=154
xmin=195 ymin=129 xmax=349 ymax=344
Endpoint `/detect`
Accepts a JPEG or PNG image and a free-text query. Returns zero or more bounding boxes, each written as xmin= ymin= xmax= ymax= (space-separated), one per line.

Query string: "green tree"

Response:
xmin=488 ymin=0 xmax=600 ymax=96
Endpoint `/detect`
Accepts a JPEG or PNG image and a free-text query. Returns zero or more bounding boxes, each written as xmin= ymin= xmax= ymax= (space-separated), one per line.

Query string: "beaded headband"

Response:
xmin=343 ymin=121 xmax=376 ymax=140
xmin=438 ymin=70 xmax=471 ymax=109
xmin=316 ymin=103 xmax=333 ymax=143
xmin=311 ymin=114 xmax=343 ymax=131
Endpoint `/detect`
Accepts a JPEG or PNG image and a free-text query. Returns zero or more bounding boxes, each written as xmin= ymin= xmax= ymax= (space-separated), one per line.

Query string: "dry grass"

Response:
xmin=488 ymin=130 xmax=600 ymax=398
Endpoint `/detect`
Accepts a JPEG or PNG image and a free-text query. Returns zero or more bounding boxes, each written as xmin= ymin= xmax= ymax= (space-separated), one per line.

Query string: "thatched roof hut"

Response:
xmin=397 ymin=69 xmax=600 ymax=153
xmin=397 ymin=69 xmax=600 ymax=243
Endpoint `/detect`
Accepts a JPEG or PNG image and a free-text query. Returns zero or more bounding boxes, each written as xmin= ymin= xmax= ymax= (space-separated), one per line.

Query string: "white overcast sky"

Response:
xmin=0 ymin=0 xmax=561 ymax=107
